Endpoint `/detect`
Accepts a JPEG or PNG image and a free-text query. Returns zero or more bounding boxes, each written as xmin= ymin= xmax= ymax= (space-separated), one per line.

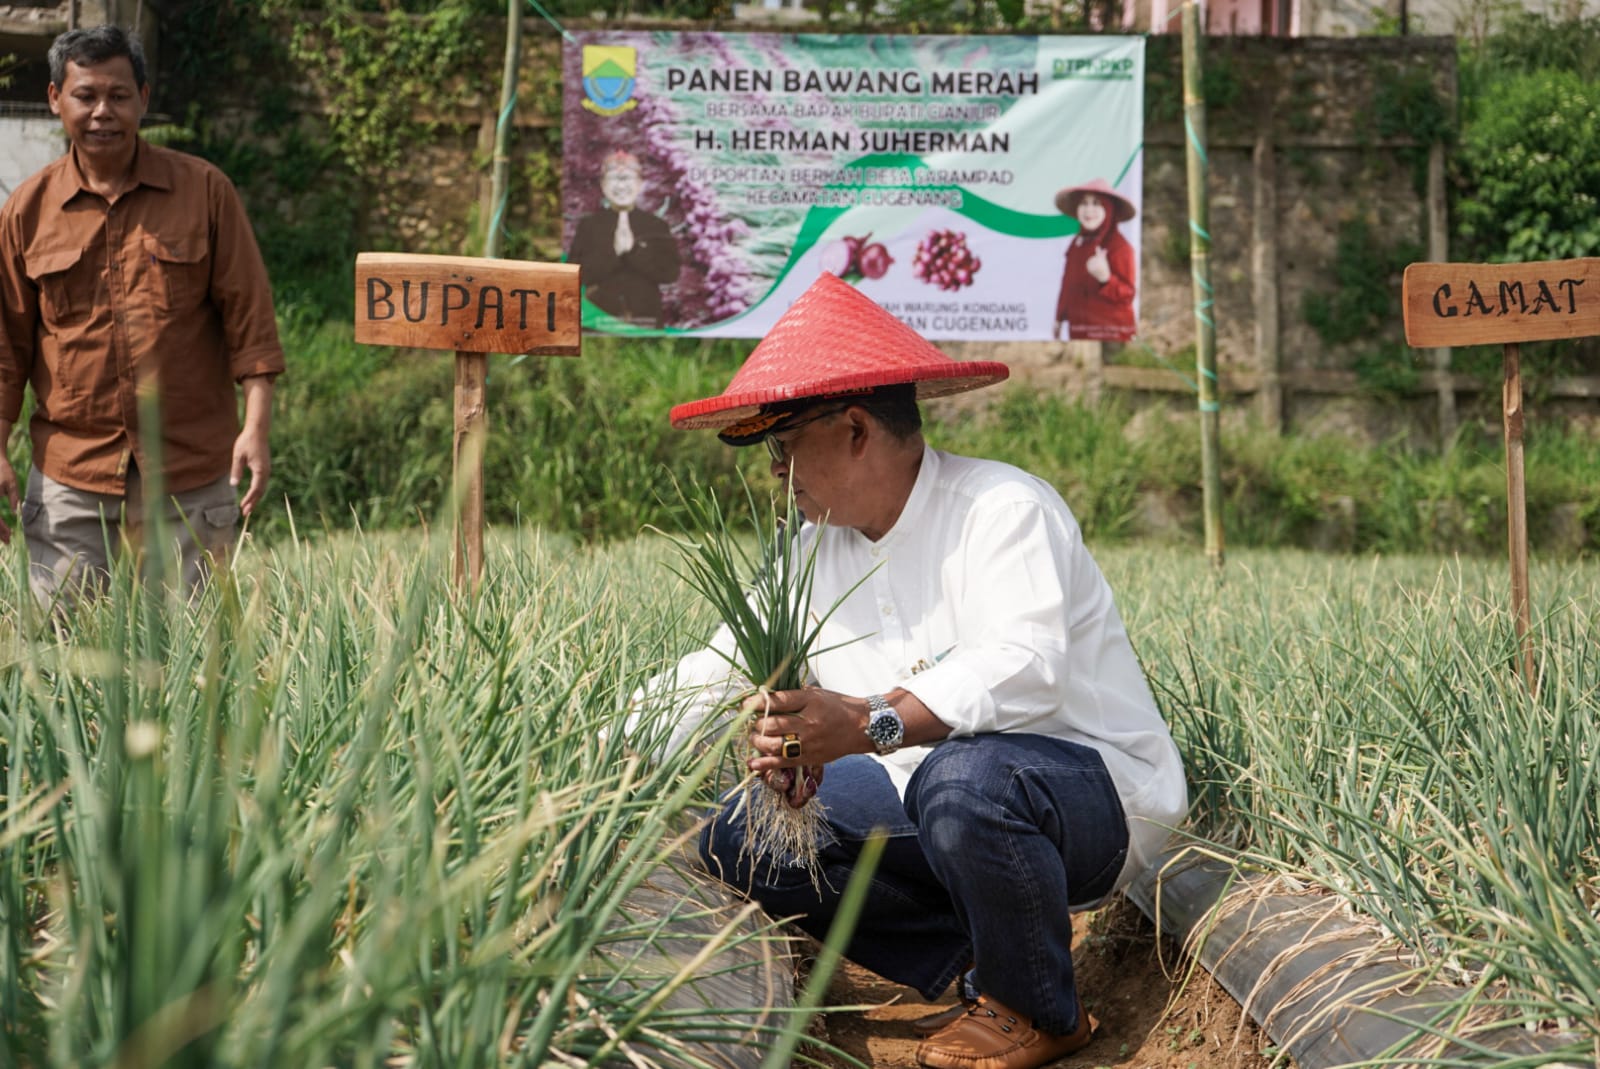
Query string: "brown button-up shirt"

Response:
xmin=0 ymin=140 xmax=285 ymax=495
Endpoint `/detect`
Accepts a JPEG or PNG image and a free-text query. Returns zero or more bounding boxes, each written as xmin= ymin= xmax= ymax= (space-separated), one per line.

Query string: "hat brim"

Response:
xmin=1054 ymin=188 xmax=1137 ymax=222
xmin=670 ymin=364 xmax=1009 ymax=432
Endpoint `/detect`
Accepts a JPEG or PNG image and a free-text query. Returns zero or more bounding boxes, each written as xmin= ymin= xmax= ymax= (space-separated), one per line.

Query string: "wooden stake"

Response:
xmin=1502 ymin=343 xmax=1534 ymax=687
xmin=454 ymin=351 xmax=488 ymax=593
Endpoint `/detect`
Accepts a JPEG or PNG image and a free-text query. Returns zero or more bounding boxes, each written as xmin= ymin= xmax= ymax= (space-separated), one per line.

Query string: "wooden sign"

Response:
xmin=353 ymin=252 xmax=582 ymax=592
xmin=355 ymin=252 xmax=582 ymax=355
xmin=1402 ymin=258 xmax=1600 ymax=348
xmin=1403 ymin=255 xmax=1600 ymax=690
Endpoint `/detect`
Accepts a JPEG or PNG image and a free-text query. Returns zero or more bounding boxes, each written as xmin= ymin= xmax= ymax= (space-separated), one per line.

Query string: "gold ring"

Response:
xmin=781 ymin=733 xmax=802 ymax=760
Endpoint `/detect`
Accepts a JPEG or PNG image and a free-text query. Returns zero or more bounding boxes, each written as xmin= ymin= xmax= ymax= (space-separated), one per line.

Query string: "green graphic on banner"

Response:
xmin=561 ymin=33 xmax=1145 ymax=342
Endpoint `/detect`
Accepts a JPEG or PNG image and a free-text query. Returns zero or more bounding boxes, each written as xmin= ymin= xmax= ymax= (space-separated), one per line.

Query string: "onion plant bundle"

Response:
xmin=660 ymin=476 xmax=866 ymax=887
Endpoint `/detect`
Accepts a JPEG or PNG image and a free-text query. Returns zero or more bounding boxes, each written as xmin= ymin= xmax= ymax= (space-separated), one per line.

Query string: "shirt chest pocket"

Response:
xmin=24 ymin=245 xmax=92 ymax=329
xmin=141 ymin=231 xmax=210 ymax=312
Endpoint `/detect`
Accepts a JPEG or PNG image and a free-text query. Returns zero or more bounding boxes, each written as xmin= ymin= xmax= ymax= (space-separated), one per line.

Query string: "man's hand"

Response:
xmin=613 ymin=211 xmax=635 ymax=256
xmin=230 ymin=425 xmax=270 ymax=516
xmin=232 ymin=375 xmax=275 ymax=518
xmin=744 ymin=687 xmax=867 ymax=776
xmin=0 ymin=452 xmax=17 ymax=544
xmin=744 ymin=685 xmax=950 ymax=778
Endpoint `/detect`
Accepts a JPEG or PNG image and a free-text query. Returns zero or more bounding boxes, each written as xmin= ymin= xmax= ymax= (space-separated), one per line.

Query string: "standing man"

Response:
xmin=0 ymin=25 xmax=285 ymax=605
xmin=642 ymin=272 xmax=1186 ymax=1069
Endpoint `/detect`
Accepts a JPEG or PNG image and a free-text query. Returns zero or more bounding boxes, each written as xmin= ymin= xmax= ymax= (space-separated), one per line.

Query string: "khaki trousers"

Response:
xmin=20 ymin=466 xmax=240 ymax=609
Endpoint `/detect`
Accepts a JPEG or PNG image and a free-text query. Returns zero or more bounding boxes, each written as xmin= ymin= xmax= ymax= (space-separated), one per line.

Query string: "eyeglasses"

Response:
xmin=763 ymin=404 xmax=850 ymax=464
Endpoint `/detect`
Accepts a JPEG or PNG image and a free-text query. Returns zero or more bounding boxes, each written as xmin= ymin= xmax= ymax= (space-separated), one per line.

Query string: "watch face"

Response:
xmin=868 ymin=710 xmax=903 ymax=751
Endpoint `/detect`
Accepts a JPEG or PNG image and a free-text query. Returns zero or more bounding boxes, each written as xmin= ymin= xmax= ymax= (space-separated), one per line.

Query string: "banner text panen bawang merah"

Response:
xmin=560 ymin=32 xmax=1145 ymax=342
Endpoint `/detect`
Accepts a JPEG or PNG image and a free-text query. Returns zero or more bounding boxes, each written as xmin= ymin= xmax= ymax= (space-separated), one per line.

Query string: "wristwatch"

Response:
xmin=864 ymin=693 xmax=905 ymax=755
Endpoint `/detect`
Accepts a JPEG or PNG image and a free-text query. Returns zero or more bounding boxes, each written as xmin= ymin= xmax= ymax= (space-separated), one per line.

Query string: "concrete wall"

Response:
xmin=0 ymin=112 xmax=63 ymax=200
xmin=0 ymin=1 xmax=165 ymax=149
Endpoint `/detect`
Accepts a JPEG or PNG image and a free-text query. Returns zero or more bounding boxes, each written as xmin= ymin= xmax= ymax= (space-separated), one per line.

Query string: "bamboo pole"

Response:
xmin=1502 ymin=342 xmax=1534 ymax=687
xmin=485 ymin=0 xmax=524 ymax=259
xmin=1182 ymin=1 xmax=1225 ymax=571
xmin=1252 ymin=132 xmax=1281 ymax=435
xmin=1427 ymin=144 xmax=1455 ymax=445
xmin=455 ymin=0 xmax=521 ymax=591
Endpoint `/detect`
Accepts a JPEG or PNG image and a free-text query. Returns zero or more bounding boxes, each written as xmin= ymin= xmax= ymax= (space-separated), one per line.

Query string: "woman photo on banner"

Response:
xmin=1051 ymin=178 xmax=1138 ymax=343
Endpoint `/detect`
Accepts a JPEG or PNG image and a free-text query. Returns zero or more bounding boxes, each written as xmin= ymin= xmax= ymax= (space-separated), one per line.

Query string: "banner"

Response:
xmin=561 ymin=32 xmax=1144 ymax=342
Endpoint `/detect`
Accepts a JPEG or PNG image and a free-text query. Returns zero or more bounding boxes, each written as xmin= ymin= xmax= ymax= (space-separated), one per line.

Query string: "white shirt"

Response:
xmin=635 ymin=447 xmax=1187 ymax=891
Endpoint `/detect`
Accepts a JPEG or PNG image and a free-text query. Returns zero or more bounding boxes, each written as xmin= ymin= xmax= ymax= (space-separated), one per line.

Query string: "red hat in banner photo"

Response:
xmin=1054 ymin=177 xmax=1137 ymax=222
xmin=669 ymin=272 xmax=1011 ymax=443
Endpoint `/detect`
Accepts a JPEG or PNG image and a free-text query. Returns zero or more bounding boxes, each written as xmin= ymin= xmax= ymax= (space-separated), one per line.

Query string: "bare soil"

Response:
xmin=805 ymin=896 xmax=1289 ymax=1069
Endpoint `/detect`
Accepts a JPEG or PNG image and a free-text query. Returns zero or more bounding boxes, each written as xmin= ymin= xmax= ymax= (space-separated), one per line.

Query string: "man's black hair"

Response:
xmin=852 ymin=383 xmax=922 ymax=440
xmin=48 ymin=25 xmax=148 ymax=90
xmin=719 ymin=382 xmax=924 ymax=447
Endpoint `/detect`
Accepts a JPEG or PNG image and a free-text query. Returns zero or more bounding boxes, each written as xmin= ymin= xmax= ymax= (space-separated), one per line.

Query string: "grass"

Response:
xmin=199 ymin=314 xmax=1600 ymax=557
xmin=1117 ymin=547 xmax=1600 ymax=1064
xmin=2 ymin=504 xmax=1598 ymax=1065
xmin=0 ymin=522 xmax=856 ymax=1068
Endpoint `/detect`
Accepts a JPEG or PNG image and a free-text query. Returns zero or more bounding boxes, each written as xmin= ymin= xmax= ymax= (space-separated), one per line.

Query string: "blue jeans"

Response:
xmin=698 ymin=734 xmax=1128 ymax=1035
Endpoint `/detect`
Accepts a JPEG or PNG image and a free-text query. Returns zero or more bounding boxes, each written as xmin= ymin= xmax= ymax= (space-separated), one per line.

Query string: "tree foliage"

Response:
xmin=1453 ymin=12 xmax=1600 ymax=263
xmin=1454 ymin=67 xmax=1600 ymax=263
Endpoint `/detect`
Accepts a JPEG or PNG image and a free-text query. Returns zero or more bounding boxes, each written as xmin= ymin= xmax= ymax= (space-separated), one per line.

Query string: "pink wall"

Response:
xmin=1147 ymin=0 xmax=1295 ymax=35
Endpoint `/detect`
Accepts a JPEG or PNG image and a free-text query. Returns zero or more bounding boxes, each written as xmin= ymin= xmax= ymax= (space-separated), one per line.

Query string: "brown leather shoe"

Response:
xmin=916 ymin=994 xmax=1097 ymax=1069
xmin=911 ymin=998 xmax=977 ymax=1038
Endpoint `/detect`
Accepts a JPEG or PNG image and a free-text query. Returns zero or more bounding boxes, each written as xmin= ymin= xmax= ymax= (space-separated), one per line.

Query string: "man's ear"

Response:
xmin=46 ymin=81 xmax=61 ymax=117
xmin=846 ymin=407 xmax=872 ymax=459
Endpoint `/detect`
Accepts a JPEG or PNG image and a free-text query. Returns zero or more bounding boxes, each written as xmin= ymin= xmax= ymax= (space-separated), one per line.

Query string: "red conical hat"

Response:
xmin=669 ymin=272 xmax=1010 ymax=432
xmin=1054 ymin=178 xmax=1137 ymax=222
